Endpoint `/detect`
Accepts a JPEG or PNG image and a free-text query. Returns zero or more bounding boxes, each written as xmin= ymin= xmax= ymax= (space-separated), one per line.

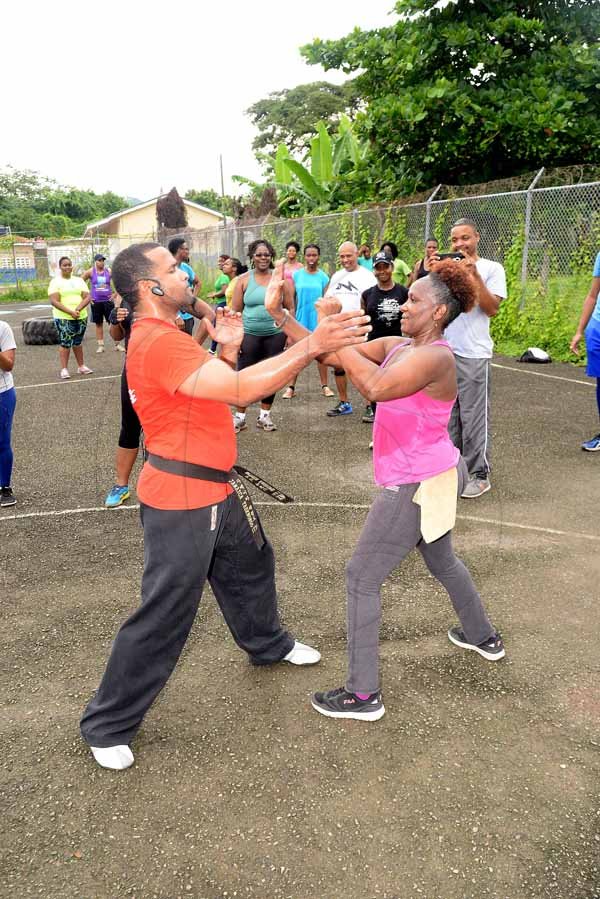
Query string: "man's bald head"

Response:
xmin=338 ymin=241 xmax=359 ymax=271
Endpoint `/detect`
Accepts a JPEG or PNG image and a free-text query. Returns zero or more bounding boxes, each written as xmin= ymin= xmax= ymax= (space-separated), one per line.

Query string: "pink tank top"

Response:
xmin=373 ymin=339 xmax=459 ymax=486
xmin=283 ymin=262 xmax=302 ymax=282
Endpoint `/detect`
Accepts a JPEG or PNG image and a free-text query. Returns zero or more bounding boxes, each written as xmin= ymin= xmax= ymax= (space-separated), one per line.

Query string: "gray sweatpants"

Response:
xmin=449 ymin=355 xmax=491 ymax=478
xmin=346 ymin=461 xmax=494 ymax=695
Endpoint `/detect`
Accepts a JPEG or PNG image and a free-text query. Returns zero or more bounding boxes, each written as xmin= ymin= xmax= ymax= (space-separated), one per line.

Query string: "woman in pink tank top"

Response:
xmin=305 ymin=260 xmax=506 ymax=721
xmin=283 ymin=240 xmax=303 ymax=283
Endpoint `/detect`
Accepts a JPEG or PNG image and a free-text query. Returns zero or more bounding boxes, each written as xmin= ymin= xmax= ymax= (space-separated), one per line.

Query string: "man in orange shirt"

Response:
xmin=80 ymin=242 xmax=371 ymax=770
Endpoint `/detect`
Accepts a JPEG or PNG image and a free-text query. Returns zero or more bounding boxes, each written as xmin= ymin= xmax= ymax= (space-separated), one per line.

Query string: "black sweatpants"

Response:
xmin=80 ymin=492 xmax=294 ymax=747
xmin=237 ymin=332 xmax=287 ymax=405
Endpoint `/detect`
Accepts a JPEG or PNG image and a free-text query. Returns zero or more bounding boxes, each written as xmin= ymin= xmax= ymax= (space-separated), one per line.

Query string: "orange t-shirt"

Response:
xmin=126 ymin=317 xmax=235 ymax=510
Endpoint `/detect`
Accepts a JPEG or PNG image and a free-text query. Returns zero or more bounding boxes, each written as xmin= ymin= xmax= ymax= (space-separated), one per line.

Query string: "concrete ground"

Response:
xmin=1 ymin=302 xmax=599 ymax=899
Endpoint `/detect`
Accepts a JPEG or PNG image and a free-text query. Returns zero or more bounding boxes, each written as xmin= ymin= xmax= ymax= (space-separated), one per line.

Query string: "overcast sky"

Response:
xmin=3 ymin=0 xmax=397 ymax=203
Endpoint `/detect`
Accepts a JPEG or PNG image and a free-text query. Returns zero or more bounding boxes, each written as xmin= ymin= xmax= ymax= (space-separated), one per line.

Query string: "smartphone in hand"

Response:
xmin=435 ymin=252 xmax=465 ymax=261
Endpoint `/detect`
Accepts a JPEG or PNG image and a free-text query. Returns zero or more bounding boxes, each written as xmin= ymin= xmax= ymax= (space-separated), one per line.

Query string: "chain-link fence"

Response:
xmin=2 ymin=169 xmax=599 ymax=302
xmin=182 ymin=171 xmax=600 ymax=299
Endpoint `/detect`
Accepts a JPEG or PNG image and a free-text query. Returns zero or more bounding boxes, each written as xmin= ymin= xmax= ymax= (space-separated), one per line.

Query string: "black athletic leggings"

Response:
xmin=119 ymin=366 xmax=142 ymax=450
xmin=237 ymin=331 xmax=287 ymax=405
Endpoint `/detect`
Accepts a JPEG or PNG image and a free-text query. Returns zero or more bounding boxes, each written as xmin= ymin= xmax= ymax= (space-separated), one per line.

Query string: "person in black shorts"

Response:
xmin=104 ymin=299 xmax=140 ymax=507
xmin=82 ymin=255 xmax=124 ymax=354
xmin=360 ymin=251 xmax=408 ymax=431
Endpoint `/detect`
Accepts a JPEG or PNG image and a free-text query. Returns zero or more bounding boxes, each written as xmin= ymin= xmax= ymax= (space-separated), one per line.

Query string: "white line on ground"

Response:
xmin=13 ymin=364 xmax=591 ymax=393
xmin=1 ymin=501 xmax=598 ymax=541
xmin=492 ymin=362 xmax=592 ymax=387
xmin=15 ymin=374 xmax=120 ymax=390
xmin=0 ymin=304 xmax=51 ymax=313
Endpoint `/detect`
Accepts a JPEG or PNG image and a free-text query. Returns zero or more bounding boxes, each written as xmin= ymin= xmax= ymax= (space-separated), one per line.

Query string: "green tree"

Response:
xmin=302 ymin=0 xmax=600 ymax=198
xmin=233 ymin=115 xmax=368 ymax=218
xmin=185 ymin=187 xmax=233 ymax=215
xmin=246 ymin=80 xmax=360 ymax=158
xmin=0 ymin=166 xmax=127 ymax=236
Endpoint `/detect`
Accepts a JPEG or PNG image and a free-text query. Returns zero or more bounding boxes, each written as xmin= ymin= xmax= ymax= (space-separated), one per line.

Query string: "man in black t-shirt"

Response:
xmin=360 ymin=251 xmax=408 ymax=423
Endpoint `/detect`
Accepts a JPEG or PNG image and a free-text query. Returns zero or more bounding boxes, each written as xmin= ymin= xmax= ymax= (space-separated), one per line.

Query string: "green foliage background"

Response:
xmin=0 ymin=166 xmax=128 ymax=237
xmin=301 ymin=0 xmax=600 ymax=200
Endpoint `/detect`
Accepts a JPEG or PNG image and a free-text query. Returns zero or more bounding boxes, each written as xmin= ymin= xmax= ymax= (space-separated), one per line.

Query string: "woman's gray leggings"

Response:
xmin=346 ymin=463 xmax=494 ymax=694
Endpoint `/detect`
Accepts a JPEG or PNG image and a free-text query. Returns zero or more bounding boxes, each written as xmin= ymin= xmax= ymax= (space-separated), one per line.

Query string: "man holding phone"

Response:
xmin=442 ymin=219 xmax=507 ymax=497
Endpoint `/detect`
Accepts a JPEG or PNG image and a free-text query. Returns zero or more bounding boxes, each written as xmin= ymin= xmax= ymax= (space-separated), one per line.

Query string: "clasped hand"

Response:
xmin=312 ymin=307 xmax=371 ymax=354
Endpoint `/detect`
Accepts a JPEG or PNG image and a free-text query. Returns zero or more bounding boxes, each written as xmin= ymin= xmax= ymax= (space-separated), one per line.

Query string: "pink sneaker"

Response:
xmin=77 ymin=365 xmax=94 ymax=375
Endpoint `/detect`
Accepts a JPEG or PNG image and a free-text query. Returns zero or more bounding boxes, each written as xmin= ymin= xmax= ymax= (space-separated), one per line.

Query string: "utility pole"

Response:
xmin=219 ymin=154 xmax=226 ymax=230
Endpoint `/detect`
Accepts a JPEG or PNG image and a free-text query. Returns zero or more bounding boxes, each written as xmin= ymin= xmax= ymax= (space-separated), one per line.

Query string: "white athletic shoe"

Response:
xmin=59 ymin=368 xmax=70 ymax=380
xmin=77 ymin=365 xmax=94 ymax=375
xmin=256 ymin=413 xmax=277 ymax=432
xmin=96 ymin=343 xmax=105 ymax=354
xmin=115 ymin=343 xmax=126 ymax=353
xmin=233 ymin=413 xmax=247 ymax=433
xmin=90 ymin=745 xmax=134 ymax=770
xmin=283 ymin=641 xmax=321 ymax=665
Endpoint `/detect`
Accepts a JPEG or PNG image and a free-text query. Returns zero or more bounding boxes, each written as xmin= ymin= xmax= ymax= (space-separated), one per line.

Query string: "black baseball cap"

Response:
xmin=94 ymin=253 xmax=106 ymax=261
xmin=373 ymin=251 xmax=393 ymax=267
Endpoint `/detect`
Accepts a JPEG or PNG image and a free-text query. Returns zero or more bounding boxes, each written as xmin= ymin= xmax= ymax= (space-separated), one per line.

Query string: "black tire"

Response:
xmin=22 ymin=318 xmax=60 ymax=346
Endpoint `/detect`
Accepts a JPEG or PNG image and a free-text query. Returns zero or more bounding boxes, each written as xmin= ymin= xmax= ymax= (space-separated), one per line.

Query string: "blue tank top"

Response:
xmin=242 ymin=270 xmax=280 ymax=336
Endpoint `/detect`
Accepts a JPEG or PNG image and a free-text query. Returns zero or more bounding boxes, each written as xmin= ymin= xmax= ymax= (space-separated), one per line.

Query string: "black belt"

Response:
xmin=145 ymin=453 xmax=294 ymax=547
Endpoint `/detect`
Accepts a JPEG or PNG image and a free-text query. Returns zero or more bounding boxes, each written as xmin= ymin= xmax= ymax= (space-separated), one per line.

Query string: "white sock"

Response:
xmin=235 ymin=412 xmax=246 ymax=422
xmin=97 ymin=339 xmax=104 ymax=345
xmin=259 ymin=409 xmax=270 ymax=420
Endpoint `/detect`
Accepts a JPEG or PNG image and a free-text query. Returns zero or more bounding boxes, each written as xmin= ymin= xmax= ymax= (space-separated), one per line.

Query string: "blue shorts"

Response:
xmin=584 ymin=319 xmax=600 ymax=378
xmin=54 ymin=318 xmax=87 ymax=348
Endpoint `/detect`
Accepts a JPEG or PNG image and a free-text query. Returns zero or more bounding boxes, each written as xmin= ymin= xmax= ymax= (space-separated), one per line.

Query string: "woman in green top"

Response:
xmin=48 ymin=256 xmax=93 ymax=380
xmin=231 ymin=239 xmax=294 ymax=433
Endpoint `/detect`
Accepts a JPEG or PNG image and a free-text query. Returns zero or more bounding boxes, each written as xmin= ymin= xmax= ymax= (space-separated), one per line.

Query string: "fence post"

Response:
xmin=425 ymin=184 xmax=442 ymax=241
xmin=11 ymin=239 xmax=20 ymax=290
xmin=520 ymin=167 xmax=545 ymax=308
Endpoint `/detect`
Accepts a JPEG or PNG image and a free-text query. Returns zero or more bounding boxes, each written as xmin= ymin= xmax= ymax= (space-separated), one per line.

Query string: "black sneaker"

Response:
xmin=448 ymin=626 xmax=505 ymax=661
xmin=311 ymin=687 xmax=385 ymax=721
xmin=0 ymin=487 xmax=16 ymax=507
xmin=361 ymin=405 xmax=375 ymax=423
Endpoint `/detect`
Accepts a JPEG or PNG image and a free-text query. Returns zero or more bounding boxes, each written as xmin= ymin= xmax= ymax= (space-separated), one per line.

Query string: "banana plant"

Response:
xmin=234 ymin=117 xmax=367 ymax=215
xmin=279 ymin=117 xmax=365 ymax=210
